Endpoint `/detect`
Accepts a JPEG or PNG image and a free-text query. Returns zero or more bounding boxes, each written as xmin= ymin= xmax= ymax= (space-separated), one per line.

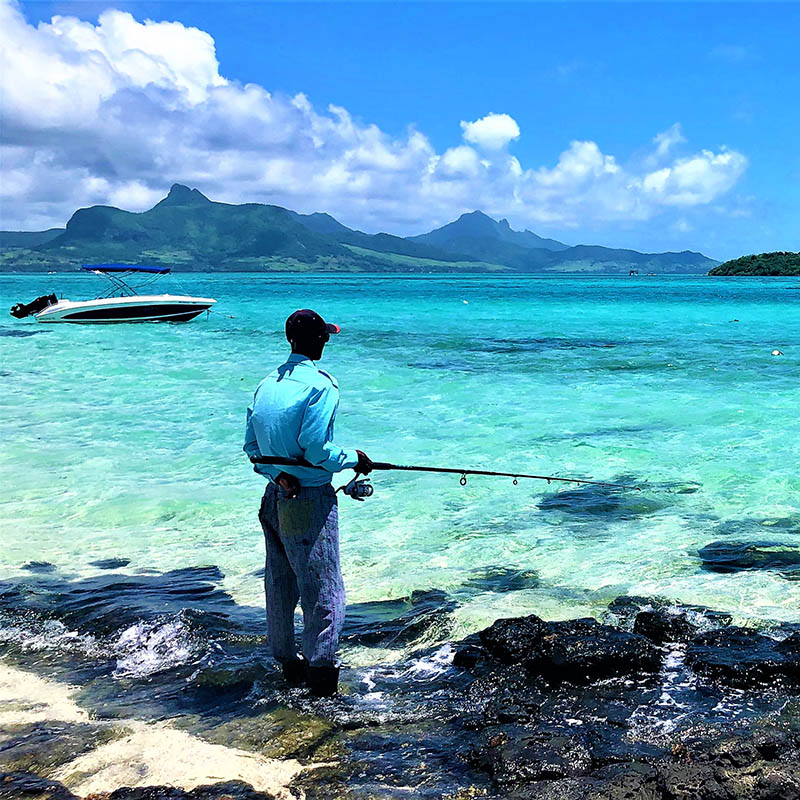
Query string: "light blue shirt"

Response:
xmin=244 ymin=353 xmax=358 ymax=487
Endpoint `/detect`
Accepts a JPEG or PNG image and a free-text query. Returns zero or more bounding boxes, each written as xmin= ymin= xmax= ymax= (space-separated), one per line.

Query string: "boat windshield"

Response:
xmin=81 ymin=265 xmax=170 ymax=298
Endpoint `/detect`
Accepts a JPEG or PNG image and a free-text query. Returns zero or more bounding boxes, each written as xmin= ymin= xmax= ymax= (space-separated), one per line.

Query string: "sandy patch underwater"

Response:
xmin=0 ymin=661 xmax=306 ymax=796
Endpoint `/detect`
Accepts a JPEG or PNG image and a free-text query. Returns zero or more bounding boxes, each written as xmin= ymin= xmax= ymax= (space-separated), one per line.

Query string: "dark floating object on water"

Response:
xmin=89 ymin=557 xmax=131 ymax=570
xmin=21 ymin=561 xmax=56 ymax=573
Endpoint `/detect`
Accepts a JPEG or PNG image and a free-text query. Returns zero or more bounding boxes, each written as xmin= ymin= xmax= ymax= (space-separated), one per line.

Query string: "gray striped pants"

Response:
xmin=259 ymin=482 xmax=345 ymax=668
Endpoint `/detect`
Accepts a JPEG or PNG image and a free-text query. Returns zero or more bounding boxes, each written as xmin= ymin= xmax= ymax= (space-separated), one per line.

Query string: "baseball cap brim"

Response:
xmin=326 ymin=322 xmax=341 ymax=334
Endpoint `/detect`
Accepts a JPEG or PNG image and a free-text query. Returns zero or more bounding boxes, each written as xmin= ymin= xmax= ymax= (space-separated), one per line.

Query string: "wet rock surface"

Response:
xmin=0 ymin=772 xmax=78 ymax=799
xmin=3 ymin=566 xmax=800 ymax=799
xmin=446 ymin=601 xmax=800 ymax=800
xmin=686 ymin=627 xmax=800 ymax=686
xmin=90 ymin=782 xmax=279 ymax=799
xmin=477 ymin=613 xmax=661 ymax=681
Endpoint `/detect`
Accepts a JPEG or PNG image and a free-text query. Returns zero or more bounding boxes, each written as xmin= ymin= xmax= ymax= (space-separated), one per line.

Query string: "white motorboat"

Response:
xmin=10 ymin=265 xmax=216 ymax=324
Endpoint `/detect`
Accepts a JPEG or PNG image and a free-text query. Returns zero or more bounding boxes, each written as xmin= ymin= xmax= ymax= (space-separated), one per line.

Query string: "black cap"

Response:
xmin=285 ymin=309 xmax=341 ymax=341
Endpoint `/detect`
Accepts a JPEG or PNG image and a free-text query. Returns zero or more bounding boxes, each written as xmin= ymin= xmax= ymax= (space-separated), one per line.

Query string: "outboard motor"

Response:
xmin=10 ymin=293 xmax=58 ymax=319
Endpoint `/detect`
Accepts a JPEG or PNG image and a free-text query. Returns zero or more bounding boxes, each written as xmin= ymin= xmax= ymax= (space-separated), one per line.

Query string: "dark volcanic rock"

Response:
xmin=478 ymin=614 xmax=547 ymax=664
xmin=477 ymin=614 xmax=661 ymax=682
xmin=634 ymin=608 xmax=700 ymax=643
xmin=606 ymin=595 xmax=732 ymax=640
xmin=668 ymin=728 xmax=800 ymax=800
xmin=99 ymin=782 xmax=279 ymax=799
xmin=654 ymin=763 xmax=728 ymax=800
xmin=0 ymin=772 xmax=77 ymax=799
xmin=686 ymin=627 xmax=800 ymax=686
xmin=457 ymin=606 xmax=800 ymax=798
xmin=470 ymin=727 xmax=592 ymax=788
xmin=698 ymin=540 xmax=800 ymax=573
xmin=506 ymin=763 xmax=662 ymax=800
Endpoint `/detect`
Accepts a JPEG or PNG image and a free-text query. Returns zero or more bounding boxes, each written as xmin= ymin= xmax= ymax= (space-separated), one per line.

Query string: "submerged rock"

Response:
xmin=0 ymin=721 xmax=123 ymax=775
xmin=341 ymin=589 xmax=456 ymax=648
xmin=461 ymin=566 xmax=539 ymax=594
xmin=201 ymin=708 xmax=335 ymax=761
xmin=90 ymin=559 xmax=131 ymax=570
xmin=20 ymin=562 xmax=56 ymax=574
xmin=537 ymin=484 xmax=662 ymax=520
xmin=698 ymin=540 xmax=800 ymax=574
xmin=477 ymin=614 xmax=661 ymax=682
xmin=686 ymin=627 xmax=800 ymax=686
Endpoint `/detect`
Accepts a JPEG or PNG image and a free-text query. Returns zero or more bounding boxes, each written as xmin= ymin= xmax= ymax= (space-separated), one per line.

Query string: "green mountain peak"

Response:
xmin=155 ymin=184 xmax=212 ymax=208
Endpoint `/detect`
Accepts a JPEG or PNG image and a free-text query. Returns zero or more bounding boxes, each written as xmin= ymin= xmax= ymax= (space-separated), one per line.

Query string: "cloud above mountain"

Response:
xmin=0 ymin=0 xmax=747 ymax=234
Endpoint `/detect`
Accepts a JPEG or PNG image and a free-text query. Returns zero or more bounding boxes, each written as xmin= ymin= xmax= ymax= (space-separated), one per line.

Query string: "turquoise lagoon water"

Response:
xmin=1 ymin=272 xmax=799 ymax=661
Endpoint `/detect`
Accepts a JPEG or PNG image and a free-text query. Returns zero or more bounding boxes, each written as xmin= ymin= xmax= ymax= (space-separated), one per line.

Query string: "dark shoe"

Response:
xmin=282 ymin=657 xmax=308 ymax=687
xmin=307 ymin=665 xmax=340 ymax=697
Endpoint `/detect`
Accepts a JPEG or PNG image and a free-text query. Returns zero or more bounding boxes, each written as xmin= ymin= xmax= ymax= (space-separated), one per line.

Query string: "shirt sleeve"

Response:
xmin=297 ymin=384 xmax=358 ymax=472
xmin=243 ymin=401 xmax=270 ymax=477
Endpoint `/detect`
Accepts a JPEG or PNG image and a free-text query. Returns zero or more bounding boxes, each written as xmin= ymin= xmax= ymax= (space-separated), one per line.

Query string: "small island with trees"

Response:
xmin=708 ymin=251 xmax=800 ymax=276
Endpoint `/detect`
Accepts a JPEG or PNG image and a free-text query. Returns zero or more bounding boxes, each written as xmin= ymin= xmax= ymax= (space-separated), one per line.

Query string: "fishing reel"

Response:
xmin=339 ymin=474 xmax=374 ymax=501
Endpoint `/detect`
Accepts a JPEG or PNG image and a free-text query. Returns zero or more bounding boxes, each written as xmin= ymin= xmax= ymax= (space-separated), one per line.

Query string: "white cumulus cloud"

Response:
xmin=0 ymin=0 xmax=748 ymax=236
xmin=642 ymin=148 xmax=748 ymax=206
xmin=460 ymin=113 xmax=521 ymax=151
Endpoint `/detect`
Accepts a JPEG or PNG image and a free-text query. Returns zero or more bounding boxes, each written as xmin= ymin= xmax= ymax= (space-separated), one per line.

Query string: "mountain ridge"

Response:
xmin=0 ymin=183 xmax=718 ymax=274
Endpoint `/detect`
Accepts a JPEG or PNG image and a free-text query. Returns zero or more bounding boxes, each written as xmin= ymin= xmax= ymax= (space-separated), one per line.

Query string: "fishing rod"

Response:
xmin=249 ymin=455 xmax=641 ymax=498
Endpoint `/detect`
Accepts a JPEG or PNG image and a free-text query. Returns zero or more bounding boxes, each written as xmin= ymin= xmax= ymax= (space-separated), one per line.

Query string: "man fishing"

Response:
xmin=244 ymin=309 xmax=372 ymax=697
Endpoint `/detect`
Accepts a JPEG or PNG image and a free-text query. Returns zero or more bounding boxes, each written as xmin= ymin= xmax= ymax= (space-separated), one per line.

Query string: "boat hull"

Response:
xmin=35 ymin=295 xmax=216 ymax=324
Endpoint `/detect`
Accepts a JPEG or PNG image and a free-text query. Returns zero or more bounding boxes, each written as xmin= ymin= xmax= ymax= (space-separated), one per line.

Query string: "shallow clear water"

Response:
xmin=2 ymin=272 xmax=799 ymax=657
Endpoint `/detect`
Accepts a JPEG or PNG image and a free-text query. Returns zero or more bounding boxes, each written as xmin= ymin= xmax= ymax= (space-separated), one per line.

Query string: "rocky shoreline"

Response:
xmin=2 ymin=593 xmax=799 ymax=800
xmin=451 ymin=597 xmax=800 ymax=799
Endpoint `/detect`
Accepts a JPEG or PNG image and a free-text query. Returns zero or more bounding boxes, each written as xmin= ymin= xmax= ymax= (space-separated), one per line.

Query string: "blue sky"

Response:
xmin=3 ymin=1 xmax=799 ymax=259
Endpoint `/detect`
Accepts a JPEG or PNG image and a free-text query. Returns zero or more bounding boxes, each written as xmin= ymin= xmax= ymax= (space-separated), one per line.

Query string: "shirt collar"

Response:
xmin=286 ymin=353 xmax=316 ymax=367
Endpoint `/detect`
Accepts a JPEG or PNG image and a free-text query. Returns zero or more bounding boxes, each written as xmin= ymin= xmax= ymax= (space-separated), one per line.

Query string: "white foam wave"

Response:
xmin=0 ymin=617 xmax=102 ymax=657
xmin=402 ymin=643 xmax=455 ymax=679
xmin=112 ymin=616 xmax=203 ymax=678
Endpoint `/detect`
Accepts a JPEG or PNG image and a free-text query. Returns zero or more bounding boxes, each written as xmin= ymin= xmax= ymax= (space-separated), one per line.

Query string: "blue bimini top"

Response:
xmin=82 ymin=264 xmax=170 ymax=274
